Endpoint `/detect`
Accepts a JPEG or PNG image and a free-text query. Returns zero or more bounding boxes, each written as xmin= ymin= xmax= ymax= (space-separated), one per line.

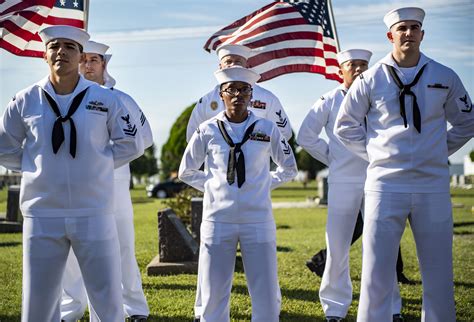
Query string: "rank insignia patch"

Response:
xmin=121 ymin=114 xmax=137 ymax=136
xmin=86 ymin=101 xmax=108 ymax=113
xmin=249 ymin=130 xmax=270 ymax=142
xmin=210 ymin=101 xmax=218 ymax=110
xmin=251 ymin=100 xmax=267 ymax=109
xmin=459 ymin=94 xmax=472 ymax=113
xmin=280 ymin=139 xmax=291 ymax=155
xmin=276 ymin=110 xmax=288 ymax=128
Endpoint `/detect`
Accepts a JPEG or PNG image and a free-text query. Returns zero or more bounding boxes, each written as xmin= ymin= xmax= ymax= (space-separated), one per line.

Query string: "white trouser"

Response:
xmin=197 ymin=220 xmax=281 ymax=322
xmin=22 ymin=215 xmax=123 ymax=322
xmin=61 ymin=180 xmax=149 ymax=321
xmin=358 ymin=192 xmax=455 ymax=322
xmin=320 ymin=183 xmax=401 ymax=317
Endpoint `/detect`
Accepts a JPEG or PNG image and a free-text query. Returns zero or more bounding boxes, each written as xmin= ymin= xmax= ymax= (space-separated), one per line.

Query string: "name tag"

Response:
xmin=86 ymin=101 xmax=108 ymax=112
xmin=427 ymin=83 xmax=449 ymax=89
xmin=249 ymin=132 xmax=270 ymax=142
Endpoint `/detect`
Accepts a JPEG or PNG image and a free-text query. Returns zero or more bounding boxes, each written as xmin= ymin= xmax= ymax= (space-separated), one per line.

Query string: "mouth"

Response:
xmin=231 ymin=99 xmax=246 ymax=106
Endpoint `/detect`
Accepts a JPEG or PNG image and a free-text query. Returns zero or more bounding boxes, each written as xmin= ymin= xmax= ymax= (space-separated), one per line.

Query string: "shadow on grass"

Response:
xmin=131 ymin=197 xmax=155 ymax=204
xmin=147 ymin=316 xmax=190 ymax=322
xmin=142 ymin=282 xmax=195 ymax=291
xmin=453 ymin=221 xmax=474 ymax=228
xmin=0 ymin=315 xmax=21 ymax=322
xmin=454 ymin=230 xmax=473 ymax=236
xmin=277 ymin=245 xmax=293 ymax=252
xmin=0 ymin=241 xmax=21 ymax=247
xmin=231 ymin=284 xmax=319 ymax=302
xmin=277 ymin=224 xmax=291 ymax=230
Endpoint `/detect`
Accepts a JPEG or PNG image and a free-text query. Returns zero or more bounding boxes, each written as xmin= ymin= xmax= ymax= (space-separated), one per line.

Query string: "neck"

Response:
xmin=49 ymin=73 xmax=80 ymax=95
xmin=392 ymin=49 xmax=420 ymax=68
xmin=225 ymin=110 xmax=248 ymax=123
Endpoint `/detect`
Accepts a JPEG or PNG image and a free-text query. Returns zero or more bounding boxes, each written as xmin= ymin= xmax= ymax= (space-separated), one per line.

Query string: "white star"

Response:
xmin=60 ymin=0 xmax=66 ymax=6
xmin=73 ymin=0 xmax=79 ymax=8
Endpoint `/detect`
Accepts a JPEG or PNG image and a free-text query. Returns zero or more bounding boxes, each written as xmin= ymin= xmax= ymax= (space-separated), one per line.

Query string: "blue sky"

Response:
xmin=1 ymin=0 xmax=473 ymax=164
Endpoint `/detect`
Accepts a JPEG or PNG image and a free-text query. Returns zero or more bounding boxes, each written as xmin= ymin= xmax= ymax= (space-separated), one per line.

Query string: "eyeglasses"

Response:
xmin=221 ymin=87 xmax=253 ymax=97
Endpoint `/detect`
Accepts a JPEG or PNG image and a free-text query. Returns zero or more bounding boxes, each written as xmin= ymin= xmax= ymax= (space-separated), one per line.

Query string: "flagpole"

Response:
xmin=327 ymin=0 xmax=340 ymax=52
xmin=83 ymin=0 xmax=90 ymax=31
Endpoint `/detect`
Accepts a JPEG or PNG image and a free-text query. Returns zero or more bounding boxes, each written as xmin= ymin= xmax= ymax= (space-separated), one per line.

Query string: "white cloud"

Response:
xmin=94 ymin=26 xmax=222 ymax=43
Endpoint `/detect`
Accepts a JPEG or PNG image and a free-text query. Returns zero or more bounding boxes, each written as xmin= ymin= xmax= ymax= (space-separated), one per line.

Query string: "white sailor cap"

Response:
xmin=337 ymin=49 xmax=372 ymax=65
xmin=39 ymin=25 xmax=89 ymax=48
xmin=214 ymin=66 xmax=260 ymax=86
xmin=83 ymin=40 xmax=109 ymax=56
xmin=383 ymin=7 xmax=425 ymax=29
xmin=217 ymin=44 xmax=252 ymax=61
xmin=82 ymin=40 xmax=116 ymax=87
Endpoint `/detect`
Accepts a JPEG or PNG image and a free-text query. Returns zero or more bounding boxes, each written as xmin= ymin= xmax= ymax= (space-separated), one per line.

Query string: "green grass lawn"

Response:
xmin=0 ymin=183 xmax=473 ymax=321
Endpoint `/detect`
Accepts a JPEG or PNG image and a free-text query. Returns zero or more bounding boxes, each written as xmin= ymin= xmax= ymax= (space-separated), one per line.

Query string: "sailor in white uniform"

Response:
xmin=298 ymin=49 xmax=404 ymax=322
xmin=0 ymin=26 xmax=144 ymax=322
xmin=60 ymin=41 xmax=152 ymax=322
xmin=335 ymin=7 xmax=474 ymax=322
xmin=188 ymin=44 xmax=293 ymax=320
xmin=179 ymin=67 xmax=297 ymax=322
xmin=186 ymin=44 xmax=292 ymax=142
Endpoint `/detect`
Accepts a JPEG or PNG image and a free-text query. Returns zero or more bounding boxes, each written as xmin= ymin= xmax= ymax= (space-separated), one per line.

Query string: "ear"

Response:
xmin=338 ymin=67 xmax=343 ymax=78
xmin=387 ymin=31 xmax=394 ymax=43
xmin=79 ymin=52 xmax=86 ymax=64
xmin=42 ymin=50 xmax=47 ymax=62
xmin=219 ymin=90 xmax=223 ymax=100
xmin=421 ymin=29 xmax=425 ymax=41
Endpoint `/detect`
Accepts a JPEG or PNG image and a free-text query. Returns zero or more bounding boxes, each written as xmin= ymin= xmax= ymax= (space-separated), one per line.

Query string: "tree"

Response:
xmin=296 ymin=148 xmax=326 ymax=180
xmin=160 ymin=103 xmax=195 ymax=180
xmin=470 ymin=150 xmax=474 ymax=162
xmin=130 ymin=144 xmax=159 ymax=180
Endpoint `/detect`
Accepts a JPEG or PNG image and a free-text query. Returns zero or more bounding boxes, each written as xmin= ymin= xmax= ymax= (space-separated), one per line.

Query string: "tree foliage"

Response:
xmin=470 ymin=150 xmax=474 ymax=162
xmin=130 ymin=144 xmax=158 ymax=178
xmin=160 ymin=103 xmax=195 ymax=180
xmin=296 ymin=148 xmax=327 ymax=180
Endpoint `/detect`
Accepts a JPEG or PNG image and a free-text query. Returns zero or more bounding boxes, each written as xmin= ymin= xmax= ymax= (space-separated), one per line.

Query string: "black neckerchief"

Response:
xmin=42 ymin=88 xmax=89 ymax=158
xmin=387 ymin=64 xmax=426 ymax=133
xmin=217 ymin=119 xmax=257 ymax=188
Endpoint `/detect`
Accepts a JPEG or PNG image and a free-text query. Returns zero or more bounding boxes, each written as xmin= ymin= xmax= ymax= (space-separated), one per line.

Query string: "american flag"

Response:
xmin=0 ymin=0 xmax=87 ymax=57
xmin=204 ymin=0 xmax=342 ymax=83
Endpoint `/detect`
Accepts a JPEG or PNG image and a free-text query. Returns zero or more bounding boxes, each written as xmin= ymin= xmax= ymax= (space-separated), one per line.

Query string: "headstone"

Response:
xmin=6 ymin=185 xmax=21 ymax=223
xmin=450 ymin=175 xmax=458 ymax=186
xmin=191 ymin=197 xmax=203 ymax=243
xmin=0 ymin=185 xmax=22 ymax=233
xmin=317 ymin=176 xmax=328 ymax=205
xmin=459 ymin=175 xmax=465 ymax=186
xmin=147 ymin=208 xmax=199 ymax=275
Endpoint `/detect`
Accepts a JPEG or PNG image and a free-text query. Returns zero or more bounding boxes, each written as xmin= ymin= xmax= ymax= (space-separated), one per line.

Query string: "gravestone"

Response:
xmin=147 ymin=208 xmax=199 ymax=275
xmin=191 ymin=197 xmax=203 ymax=243
xmin=317 ymin=176 xmax=328 ymax=205
xmin=0 ymin=185 xmax=22 ymax=233
xmin=459 ymin=175 xmax=466 ymax=186
xmin=450 ymin=175 xmax=458 ymax=186
xmin=6 ymin=185 xmax=21 ymax=223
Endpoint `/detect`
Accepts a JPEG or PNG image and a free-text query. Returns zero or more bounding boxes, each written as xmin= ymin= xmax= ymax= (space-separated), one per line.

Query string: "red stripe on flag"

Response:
xmin=44 ymin=16 xmax=84 ymax=28
xmin=244 ymin=31 xmax=325 ymax=49
xmin=203 ymin=2 xmax=278 ymax=51
xmin=17 ymin=9 xmax=49 ymax=25
xmin=213 ymin=17 xmax=307 ymax=50
xmin=236 ymin=5 xmax=296 ymax=34
xmin=0 ymin=38 xmax=43 ymax=57
xmin=0 ymin=19 xmax=40 ymax=42
xmin=249 ymin=47 xmax=339 ymax=67
xmin=0 ymin=0 xmax=54 ymax=15
xmin=260 ymin=64 xmax=343 ymax=82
